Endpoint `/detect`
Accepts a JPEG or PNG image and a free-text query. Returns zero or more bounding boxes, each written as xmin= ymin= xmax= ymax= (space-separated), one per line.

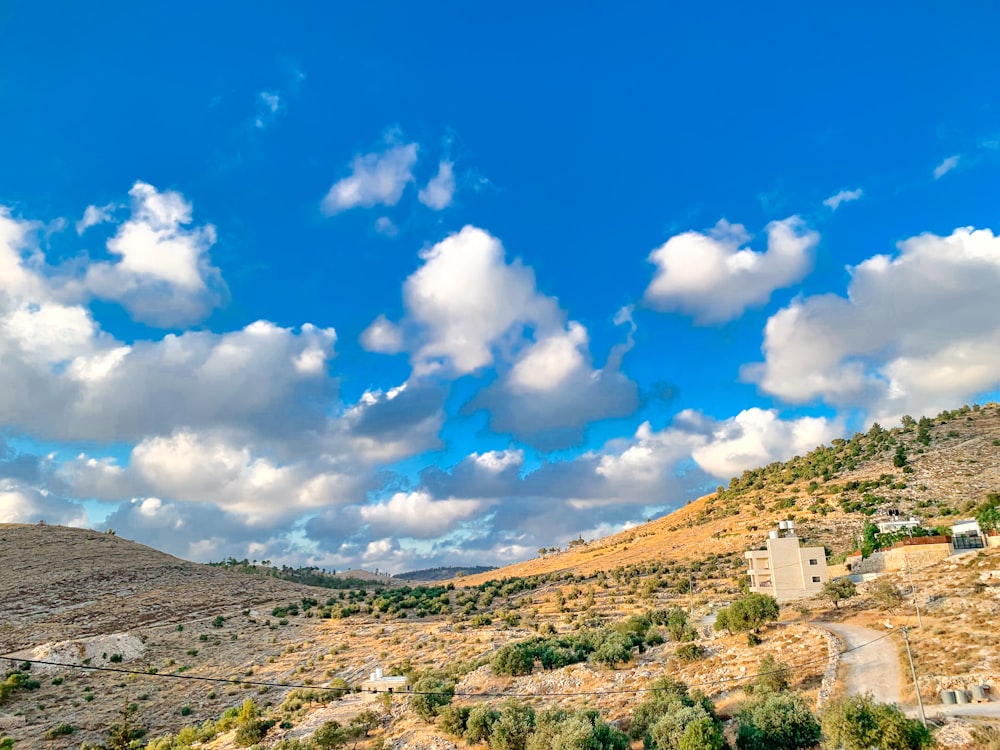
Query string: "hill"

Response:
xmin=395 ymin=566 xmax=497 ymax=581
xmin=456 ymin=402 xmax=1000 ymax=587
xmin=1 ymin=403 xmax=998 ymax=749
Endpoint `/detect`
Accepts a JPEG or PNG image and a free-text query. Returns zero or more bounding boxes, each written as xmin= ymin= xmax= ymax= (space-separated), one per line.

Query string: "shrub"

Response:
xmin=819 ymin=694 xmax=931 ymax=750
xmin=675 ymin=644 xmax=705 ymax=662
xmin=736 ymin=691 xmax=820 ymax=750
xmin=409 ymin=674 xmax=455 ymax=721
xmin=745 ymin=654 xmax=790 ymax=695
xmin=821 ymin=578 xmax=857 ymax=609
xmin=592 ymin=632 xmax=634 ymax=668
xmin=489 ymin=700 xmax=535 ymax=750
xmin=437 ymin=705 xmax=471 ymax=737
xmin=465 ymin=703 xmax=500 ymax=744
xmin=46 ymin=723 xmax=76 ymax=738
xmin=234 ymin=698 xmax=272 ymax=747
xmin=313 ymin=720 xmax=347 ymax=750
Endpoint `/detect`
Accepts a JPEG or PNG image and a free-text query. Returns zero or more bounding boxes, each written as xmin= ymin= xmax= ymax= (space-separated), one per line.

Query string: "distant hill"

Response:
xmin=208 ymin=558 xmax=395 ymax=589
xmin=395 ymin=565 xmax=498 ymax=581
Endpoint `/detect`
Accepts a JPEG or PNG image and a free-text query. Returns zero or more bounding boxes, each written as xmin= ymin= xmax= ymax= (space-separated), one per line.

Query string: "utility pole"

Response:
xmin=904 ymin=558 xmax=923 ymax=628
xmin=901 ymin=626 xmax=927 ymax=728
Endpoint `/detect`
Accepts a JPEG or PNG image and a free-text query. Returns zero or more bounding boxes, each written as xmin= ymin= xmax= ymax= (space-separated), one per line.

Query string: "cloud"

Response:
xmin=374 ymin=216 xmax=398 ymax=237
xmin=76 ymin=203 xmax=117 ymax=234
xmin=933 ymin=155 xmax=960 ymax=179
xmin=360 ymin=314 xmax=404 ymax=353
xmin=374 ymin=225 xmax=560 ymax=376
xmin=823 ymin=188 xmax=863 ymax=211
xmin=61 ymin=428 xmax=363 ymax=524
xmin=254 ymin=90 xmax=284 ymax=129
xmin=467 ymin=320 xmax=639 ymax=449
xmin=418 ymin=160 xmax=456 ymax=210
xmin=321 ymin=141 xmax=419 ymax=215
xmin=643 ymin=217 xmax=819 ymax=323
xmin=745 ymin=225 xmax=1000 ymax=421
xmin=0 ymin=316 xmax=338 ymax=443
xmin=83 ymin=181 xmax=227 ymax=326
xmin=686 ymin=408 xmax=841 ymax=478
xmin=366 ymin=226 xmax=640 ymax=446
xmin=0 ymin=482 xmax=88 ymax=527
xmin=358 ymin=490 xmax=486 ymax=539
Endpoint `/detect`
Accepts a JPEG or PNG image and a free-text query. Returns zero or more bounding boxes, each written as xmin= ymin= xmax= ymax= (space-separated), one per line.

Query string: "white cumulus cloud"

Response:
xmin=643 ymin=217 xmax=819 ymax=323
xmin=321 ymin=141 xmax=418 ymax=215
xmin=83 ymin=181 xmax=227 ymax=326
xmin=745 ymin=225 xmax=1000 ymax=422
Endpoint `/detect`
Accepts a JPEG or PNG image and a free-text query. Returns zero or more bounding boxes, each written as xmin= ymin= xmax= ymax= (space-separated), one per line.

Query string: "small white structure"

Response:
xmin=360 ymin=667 xmax=410 ymax=693
xmin=745 ymin=521 xmax=829 ymax=602
xmin=876 ymin=517 xmax=922 ymax=535
xmin=951 ymin=519 xmax=985 ymax=551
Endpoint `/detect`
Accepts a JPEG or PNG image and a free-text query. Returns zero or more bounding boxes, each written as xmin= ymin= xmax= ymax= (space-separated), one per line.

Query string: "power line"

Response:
xmin=0 ymin=631 xmax=893 ymax=699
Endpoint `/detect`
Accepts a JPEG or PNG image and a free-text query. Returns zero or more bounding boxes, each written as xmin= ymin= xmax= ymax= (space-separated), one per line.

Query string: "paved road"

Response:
xmin=816 ymin=622 xmax=902 ymax=705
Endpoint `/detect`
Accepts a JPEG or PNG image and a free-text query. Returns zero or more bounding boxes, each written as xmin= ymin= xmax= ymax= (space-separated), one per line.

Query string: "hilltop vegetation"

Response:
xmin=395 ymin=566 xmax=497 ymax=581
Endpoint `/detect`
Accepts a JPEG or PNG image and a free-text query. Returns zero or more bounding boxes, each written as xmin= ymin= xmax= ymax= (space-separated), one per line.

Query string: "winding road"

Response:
xmin=816 ymin=621 xmax=903 ymax=704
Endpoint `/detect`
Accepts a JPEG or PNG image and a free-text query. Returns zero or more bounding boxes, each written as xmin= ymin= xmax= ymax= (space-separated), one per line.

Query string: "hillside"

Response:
xmin=1 ymin=403 xmax=998 ymax=749
xmin=457 ymin=402 xmax=1000 ymax=587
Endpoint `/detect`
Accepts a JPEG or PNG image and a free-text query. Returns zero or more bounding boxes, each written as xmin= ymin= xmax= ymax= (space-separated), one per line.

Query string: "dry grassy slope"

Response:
xmin=458 ymin=403 xmax=1000 ymax=588
xmin=0 ymin=524 xmax=336 ymax=652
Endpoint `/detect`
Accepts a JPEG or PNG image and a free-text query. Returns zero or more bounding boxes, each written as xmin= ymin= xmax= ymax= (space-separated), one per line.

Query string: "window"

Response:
xmin=811 ymin=576 xmax=821 ymax=583
xmin=809 ymin=559 xmax=818 ymax=565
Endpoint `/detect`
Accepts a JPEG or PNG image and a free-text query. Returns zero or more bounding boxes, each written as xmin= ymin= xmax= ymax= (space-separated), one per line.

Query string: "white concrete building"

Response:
xmin=745 ymin=521 xmax=829 ymax=602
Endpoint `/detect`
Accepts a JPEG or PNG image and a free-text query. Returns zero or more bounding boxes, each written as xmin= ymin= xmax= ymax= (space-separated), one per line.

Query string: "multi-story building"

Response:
xmin=745 ymin=521 xmax=829 ymax=602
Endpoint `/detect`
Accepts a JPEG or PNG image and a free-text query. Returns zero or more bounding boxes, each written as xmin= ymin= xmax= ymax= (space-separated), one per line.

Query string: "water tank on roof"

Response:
xmin=769 ymin=530 xmax=779 ymax=539
xmin=778 ymin=521 xmax=788 ymax=530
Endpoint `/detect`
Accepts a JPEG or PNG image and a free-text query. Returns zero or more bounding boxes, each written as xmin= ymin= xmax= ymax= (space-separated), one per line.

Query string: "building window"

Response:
xmin=809 ymin=559 xmax=818 ymax=565
xmin=811 ymin=576 xmax=821 ymax=583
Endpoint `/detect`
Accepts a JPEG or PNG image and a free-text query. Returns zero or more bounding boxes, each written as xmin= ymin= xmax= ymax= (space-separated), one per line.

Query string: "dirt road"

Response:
xmin=817 ymin=622 xmax=903 ymax=704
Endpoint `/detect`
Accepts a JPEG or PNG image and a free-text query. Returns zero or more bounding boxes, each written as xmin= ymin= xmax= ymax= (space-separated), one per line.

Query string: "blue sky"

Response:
xmin=1 ymin=2 xmax=998 ymax=571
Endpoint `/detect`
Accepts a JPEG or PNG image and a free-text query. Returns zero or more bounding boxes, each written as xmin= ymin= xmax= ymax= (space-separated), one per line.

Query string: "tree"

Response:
xmin=745 ymin=654 xmax=790 ymax=696
xmin=107 ymin=701 xmax=145 ymax=750
xmin=679 ymin=716 xmax=725 ymax=750
xmin=716 ymin=593 xmax=779 ymax=634
xmin=630 ymin=677 xmax=693 ymax=740
xmin=234 ymin=698 xmax=272 ymax=747
xmin=328 ymin=677 xmax=350 ymax=699
xmin=821 ymin=578 xmax=857 ymax=609
xmin=465 ymin=704 xmax=500 ymax=745
xmin=647 ymin=702 xmax=722 ymax=750
xmin=492 ymin=643 xmax=535 ymax=676
xmin=313 ymin=721 xmax=348 ymax=750
xmin=410 ymin=674 xmax=455 ymax=721
xmin=529 ymin=709 xmax=628 ymax=750
xmin=736 ymin=692 xmax=820 ymax=750
xmin=869 ymin=580 xmax=904 ymax=612
xmin=489 ymin=700 xmax=535 ymax=750
xmin=820 ymin=694 xmax=932 ymax=750
xmin=592 ymin=632 xmax=634 ymax=668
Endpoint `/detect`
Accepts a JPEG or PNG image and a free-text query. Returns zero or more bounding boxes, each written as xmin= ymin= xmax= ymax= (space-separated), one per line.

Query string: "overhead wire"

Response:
xmin=0 ymin=630 xmax=894 ymax=699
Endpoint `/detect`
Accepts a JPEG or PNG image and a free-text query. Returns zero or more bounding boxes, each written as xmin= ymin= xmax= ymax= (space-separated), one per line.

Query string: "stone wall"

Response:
xmin=883 ymin=543 xmax=952 ymax=572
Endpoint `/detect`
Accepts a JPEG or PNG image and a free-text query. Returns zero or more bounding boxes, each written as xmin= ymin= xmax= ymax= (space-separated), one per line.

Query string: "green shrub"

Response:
xmin=409 ymin=674 xmax=455 ymax=721
xmin=737 ymin=691 xmax=820 ymax=750
xmin=819 ymin=694 xmax=931 ymax=750
xmin=675 ymin=644 xmax=705 ymax=662
xmin=46 ymin=724 xmax=76 ymax=738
